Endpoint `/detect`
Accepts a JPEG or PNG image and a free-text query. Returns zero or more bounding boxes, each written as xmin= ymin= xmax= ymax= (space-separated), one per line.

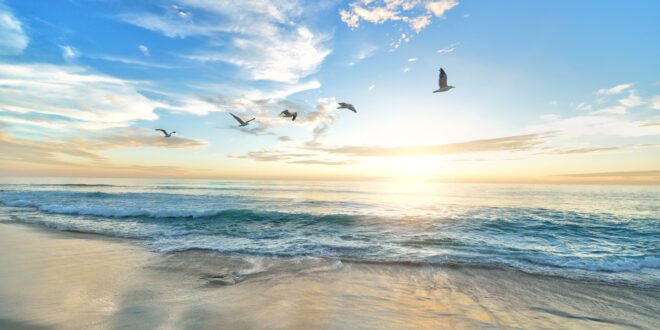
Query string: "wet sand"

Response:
xmin=0 ymin=223 xmax=658 ymax=329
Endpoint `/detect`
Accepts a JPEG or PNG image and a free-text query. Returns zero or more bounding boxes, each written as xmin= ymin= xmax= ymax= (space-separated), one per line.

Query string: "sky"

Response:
xmin=0 ymin=0 xmax=659 ymax=184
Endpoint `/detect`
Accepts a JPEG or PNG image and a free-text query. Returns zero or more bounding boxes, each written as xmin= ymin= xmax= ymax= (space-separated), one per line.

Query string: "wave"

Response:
xmin=0 ymin=197 xmax=360 ymax=228
xmin=1 ymin=185 xmax=658 ymax=289
xmin=15 ymin=183 xmax=121 ymax=188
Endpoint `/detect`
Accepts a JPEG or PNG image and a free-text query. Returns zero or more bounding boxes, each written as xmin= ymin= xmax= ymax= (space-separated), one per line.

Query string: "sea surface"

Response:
xmin=0 ymin=178 xmax=658 ymax=289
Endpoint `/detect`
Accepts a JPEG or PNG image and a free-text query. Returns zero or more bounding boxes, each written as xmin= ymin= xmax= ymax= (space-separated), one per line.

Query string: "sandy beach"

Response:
xmin=0 ymin=222 xmax=658 ymax=329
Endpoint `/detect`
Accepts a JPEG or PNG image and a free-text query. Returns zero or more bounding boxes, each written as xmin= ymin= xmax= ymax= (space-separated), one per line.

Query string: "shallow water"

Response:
xmin=0 ymin=178 xmax=658 ymax=288
xmin=1 ymin=224 xmax=658 ymax=330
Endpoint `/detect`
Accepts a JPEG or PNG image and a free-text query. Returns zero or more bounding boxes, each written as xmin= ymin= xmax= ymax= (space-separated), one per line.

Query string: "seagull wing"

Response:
xmin=348 ymin=105 xmax=357 ymax=112
xmin=279 ymin=110 xmax=289 ymax=116
xmin=155 ymin=129 xmax=168 ymax=136
xmin=337 ymin=102 xmax=347 ymax=108
xmin=230 ymin=113 xmax=245 ymax=125
xmin=439 ymin=68 xmax=448 ymax=89
xmin=292 ymin=112 xmax=297 ymax=121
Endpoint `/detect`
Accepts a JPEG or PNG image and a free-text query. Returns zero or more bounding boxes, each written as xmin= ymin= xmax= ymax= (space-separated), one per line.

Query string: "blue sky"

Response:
xmin=1 ymin=0 xmax=659 ymax=183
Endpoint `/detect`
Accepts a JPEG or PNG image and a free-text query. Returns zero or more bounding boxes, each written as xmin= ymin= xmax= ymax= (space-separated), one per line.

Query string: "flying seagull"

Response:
xmin=337 ymin=102 xmax=357 ymax=113
xmin=433 ymin=68 xmax=455 ymax=93
xmin=279 ymin=109 xmax=298 ymax=121
xmin=155 ymin=129 xmax=176 ymax=137
xmin=230 ymin=113 xmax=255 ymax=127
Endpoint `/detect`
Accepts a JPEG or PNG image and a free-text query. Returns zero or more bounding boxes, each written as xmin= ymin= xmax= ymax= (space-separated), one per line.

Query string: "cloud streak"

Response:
xmin=0 ymin=2 xmax=28 ymax=55
xmin=232 ymin=150 xmax=354 ymax=166
xmin=554 ymin=170 xmax=660 ymax=178
xmin=0 ymin=128 xmax=206 ymax=168
xmin=0 ymin=63 xmax=159 ymax=129
xmin=544 ymin=147 xmax=618 ymax=154
xmin=315 ymin=134 xmax=547 ymax=157
xmin=596 ymin=83 xmax=633 ymax=96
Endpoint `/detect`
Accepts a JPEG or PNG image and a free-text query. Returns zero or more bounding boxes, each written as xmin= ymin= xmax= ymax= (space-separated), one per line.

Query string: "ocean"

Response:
xmin=1 ymin=178 xmax=658 ymax=289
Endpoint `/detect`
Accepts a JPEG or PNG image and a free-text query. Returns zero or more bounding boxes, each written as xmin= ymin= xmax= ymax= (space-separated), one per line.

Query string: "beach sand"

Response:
xmin=0 ymin=223 xmax=658 ymax=329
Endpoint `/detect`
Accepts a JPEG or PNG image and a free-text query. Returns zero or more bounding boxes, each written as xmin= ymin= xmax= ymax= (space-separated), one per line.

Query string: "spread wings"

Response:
xmin=230 ymin=113 xmax=246 ymax=125
xmin=439 ymin=68 xmax=448 ymax=88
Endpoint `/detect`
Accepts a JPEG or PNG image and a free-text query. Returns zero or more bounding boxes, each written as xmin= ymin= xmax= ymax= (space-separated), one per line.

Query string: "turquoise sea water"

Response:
xmin=1 ymin=179 xmax=658 ymax=288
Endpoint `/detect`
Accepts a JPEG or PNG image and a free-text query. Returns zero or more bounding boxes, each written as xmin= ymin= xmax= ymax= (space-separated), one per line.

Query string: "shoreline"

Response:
xmin=1 ymin=222 xmax=658 ymax=329
xmin=5 ymin=218 xmax=658 ymax=291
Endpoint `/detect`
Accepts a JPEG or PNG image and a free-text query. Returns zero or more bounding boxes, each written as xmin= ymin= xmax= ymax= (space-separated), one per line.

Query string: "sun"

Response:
xmin=377 ymin=156 xmax=445 ymax=181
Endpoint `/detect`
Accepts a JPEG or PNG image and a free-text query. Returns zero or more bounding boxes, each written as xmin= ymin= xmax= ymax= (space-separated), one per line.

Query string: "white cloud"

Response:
xmin=161 ymin=80 xmax=320 ymax=120
xmin=119 ymin=1 xmax=329 ymax=83
xmin=617 ymin=90 xmax=643 ymax=108
xmin=402 ymin=67 xmax=410 ymax=73
xmin=437 ymin=42 xmax=457 ymax=53
xmin=316 ymin=97 xmax=339 ymax=111
xmin=591 ymin=90 xmax=643 ymax=114
xmin=426 ymin=0 xmax=460 ymax=17
xmin=596 ymin=83 xmax=633 ymax=95
xmin=88 ymin=54 xmax=175 ymax=69
xmin=407 ymin=57 xmax=417 ymax=62
xmin=652 ymin=95 xmax=660 ymax=110
xmin=0 ymin=2 xmax=28 ymax=55
xmin=60 ymin=45 xmax=79 ymax=61
xmin=340 ymin=0 xmax=460 ymax=47
xmin=191 ymin=27 xmax=329 ymax=83
xmin=368 ymin=84 xmax=375 ymax=91
xmin=575 ymin=102 xmax=592 ymax=111
xmin=540 ymin=114 xmax=560 ymax=121
xmin=138 ymin=44 xmax=150 ymax=56
xmin=349 ymin=45 xmax=377 ymax=65
xmin=528 ymin=114 xmax=660 ymax=138
xmin=593 ymin=105 xmax=627 ymax=114
xmin=0 ymin=63 xmax=159 ymax=129
xmin=409 ymin=15 xmax=431 ymax=33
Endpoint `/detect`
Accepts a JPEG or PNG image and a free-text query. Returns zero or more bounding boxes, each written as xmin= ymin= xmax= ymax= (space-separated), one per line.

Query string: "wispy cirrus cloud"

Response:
xmin=231 ymin=150 xmax=354 ymax=166
xmin=528 ymin=113 xmax=660 ymax=137
xmin=312 ymin=133 xmax=548 ymax=157
xmin=543 ymin=147 xmax=618 ymax=155
xmin=233 ymin=133 xmax=552 ymax=167
xmin=596 ymin=83 xmax=633 ymax=96
xmin=119 ymin=1 xmax=330 ymax=83
xmin=554 ymin=170 xmax=660 ymax=178
xmin=0 ymin=63 xmax=159 ymax=130
xmin=86 ymin=53 xmax=177 ymax=69
xmin=0 ymin=2 xmax=28 ymax=55
xmin=0 ymin=128 xmax=206 ymax=166
xmin=0 ymin=130 xmax=207 ymax=177
xmin=437 ymin=42 xmax=458 ymax=53
xmin=90 ymin=128 xmax=207 ymax=149
xmin=349 ymin=45 xmax=377 ymax=66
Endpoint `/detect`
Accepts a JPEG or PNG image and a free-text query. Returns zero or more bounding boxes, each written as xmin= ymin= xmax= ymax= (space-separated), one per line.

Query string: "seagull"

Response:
xmin=279 ymin=109 xmax=298 ymax=121
xmin=337 ymin=102 xmax=357 ymax=113
xmin=230 ymin=113 xmax=255 ymax=127
xmin=155 ymin=129 xmax=176 ymax=137
xmin=433 ymin=68 xmax=455 ymax=93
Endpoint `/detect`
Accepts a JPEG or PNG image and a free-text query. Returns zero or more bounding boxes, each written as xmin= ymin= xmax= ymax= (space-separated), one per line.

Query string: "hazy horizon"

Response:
xmin=1 ymin=0 xmax=659 ymax=184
